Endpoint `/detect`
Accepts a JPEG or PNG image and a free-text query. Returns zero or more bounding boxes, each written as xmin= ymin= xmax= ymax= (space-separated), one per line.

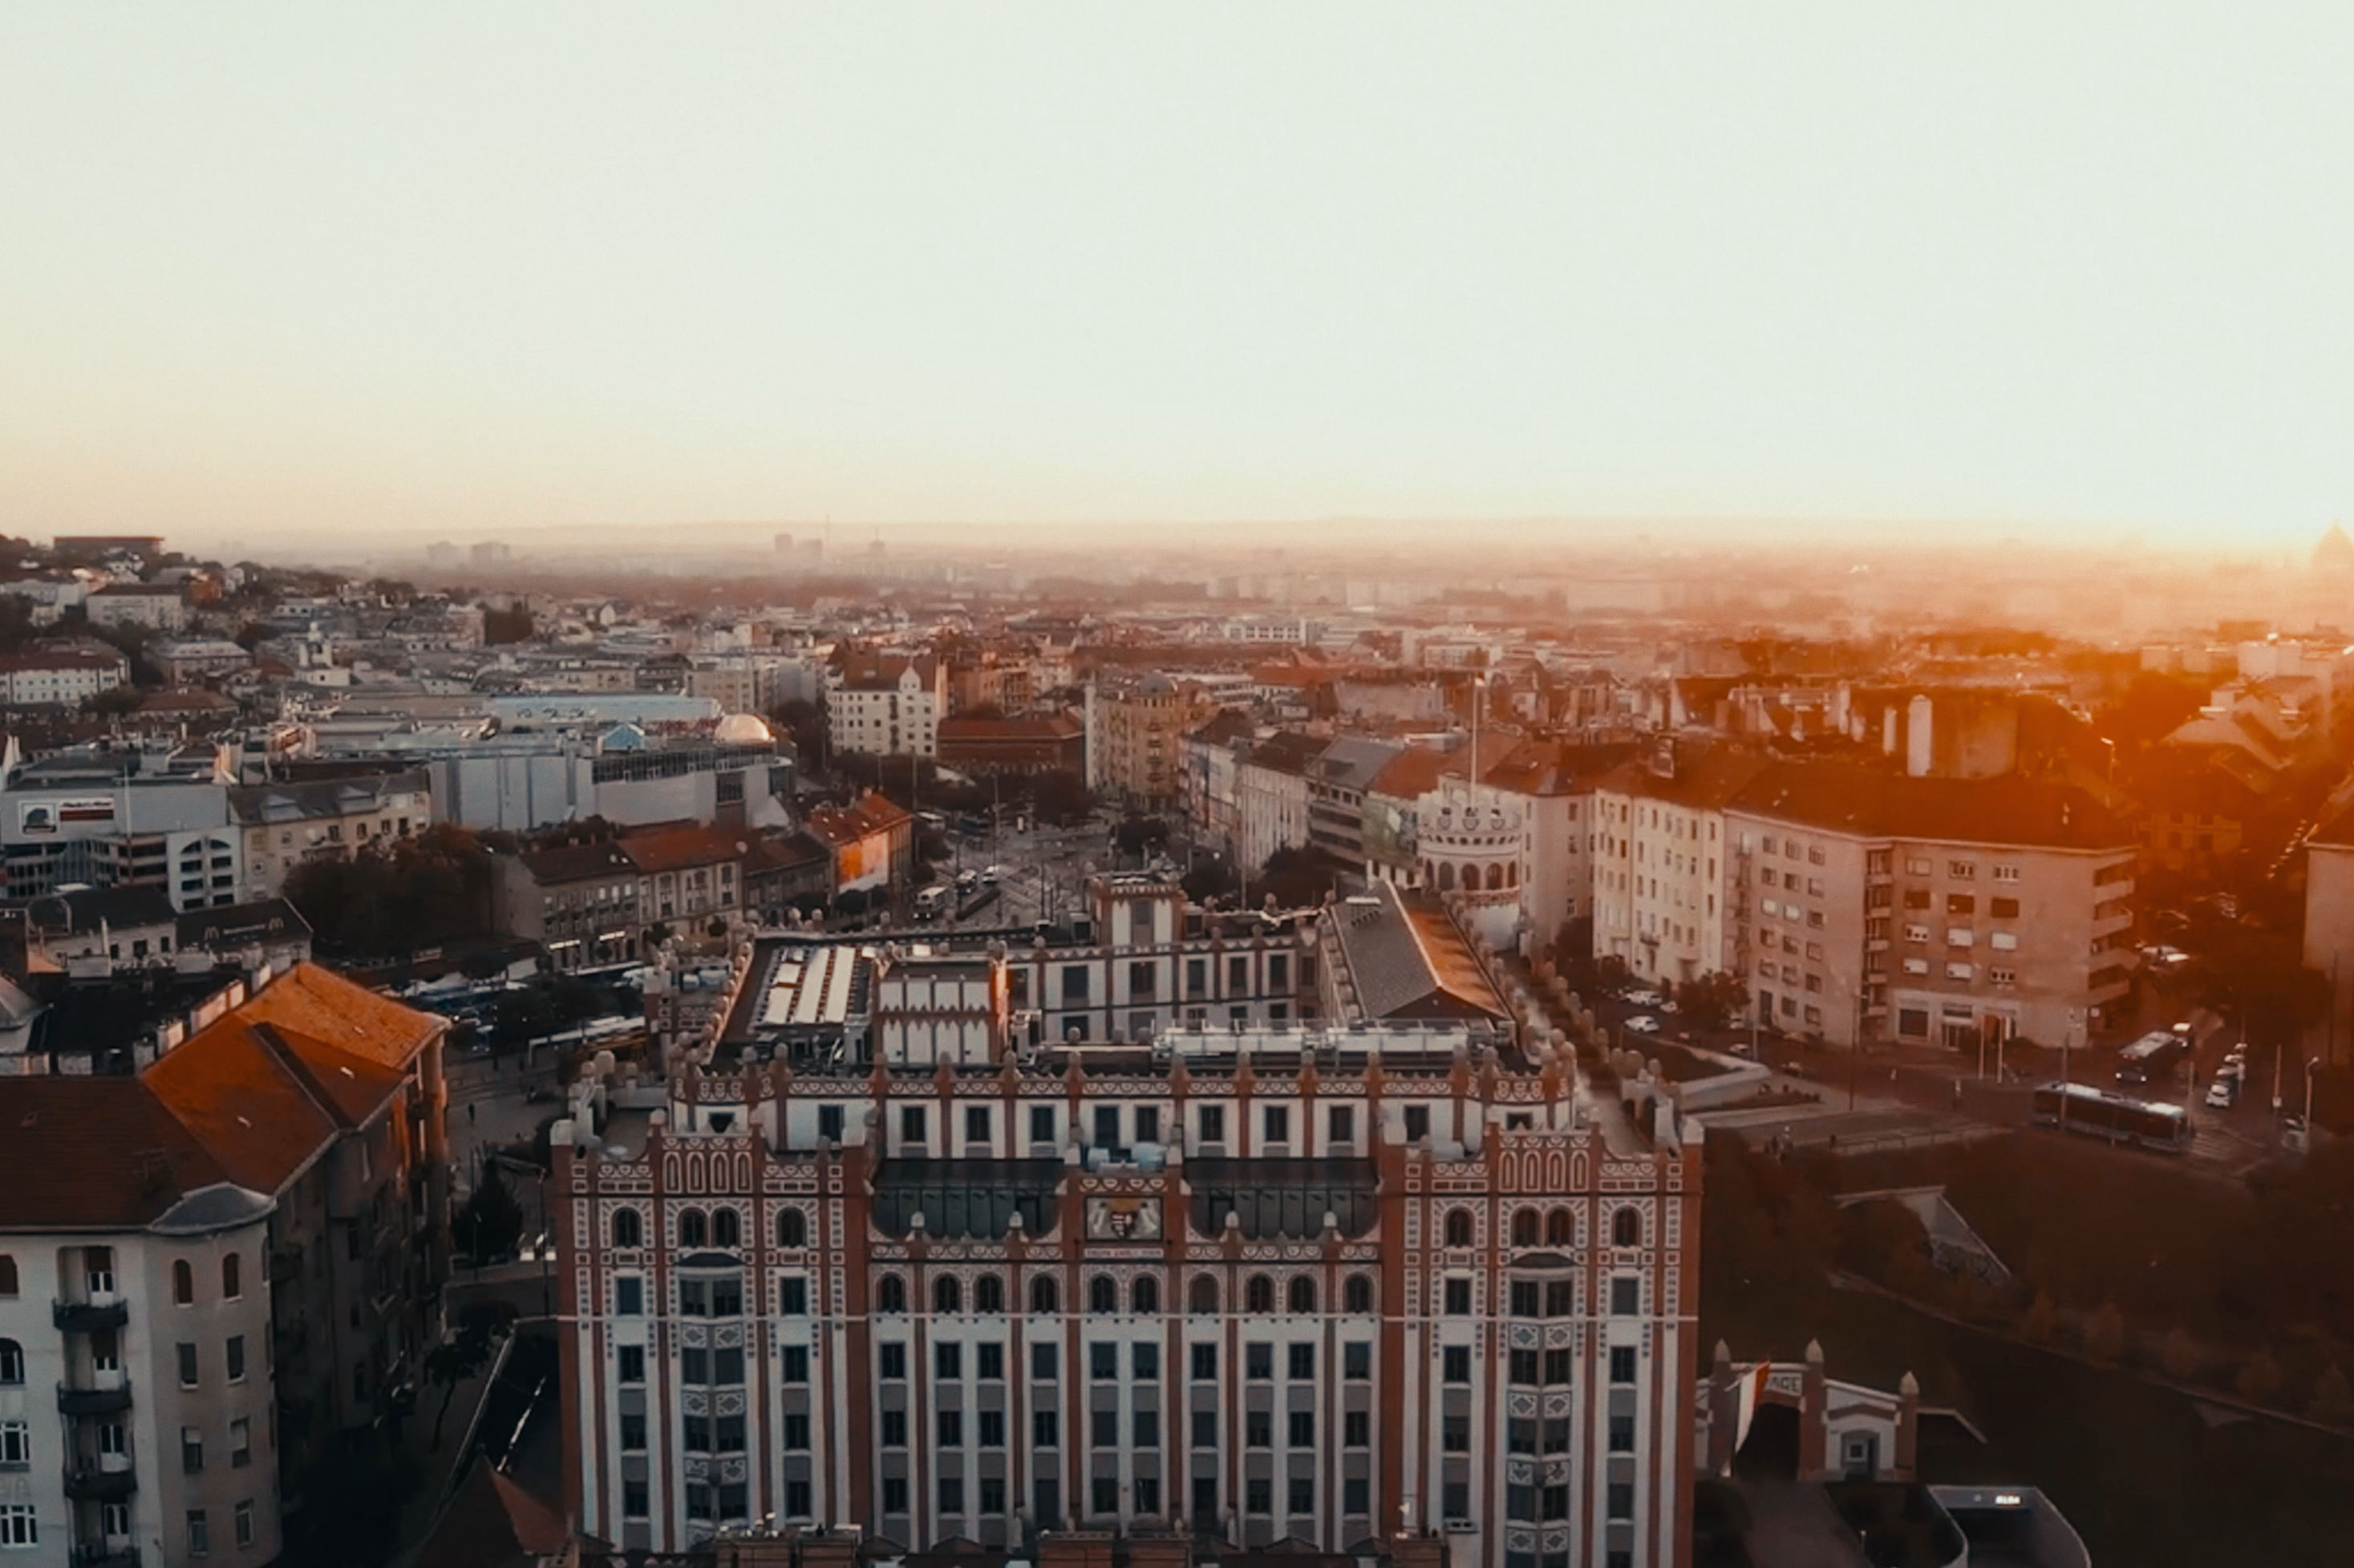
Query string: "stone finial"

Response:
xmin=1715 ymin=1339 xmax=1732 ymax=1367
xmin=1805 ymin=1338 xmax=1825 ymax=1365
xmin=1898 ymin=1371 xmax=1919 ymax=1397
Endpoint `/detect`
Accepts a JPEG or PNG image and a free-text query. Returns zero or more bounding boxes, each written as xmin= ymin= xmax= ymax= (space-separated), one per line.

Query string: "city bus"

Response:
xmin=2032 ymin=1081 xmax=2192 ymax=1153
xmin=2113 ymin=1029 xmax=2187 ymax=1088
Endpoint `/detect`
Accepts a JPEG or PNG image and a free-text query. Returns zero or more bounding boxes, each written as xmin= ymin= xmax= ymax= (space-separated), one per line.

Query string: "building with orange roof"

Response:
xmin=0 ymin=961 xmax=448 ymax=1566
xmin=804 ymin=790 xmax=915 ymax=905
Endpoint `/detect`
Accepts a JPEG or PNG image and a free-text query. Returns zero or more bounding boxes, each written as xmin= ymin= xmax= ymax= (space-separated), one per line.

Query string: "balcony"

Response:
xmin=57 ymin=1379 xmax=132 ymax=1417
xmin=68 ymin=1546 xmax=141 ymax=1568
xmin=63 ymin=1464 xmax=137 ymax=1501
xmin=53 ymin=1297 xmax=129 ymax=1333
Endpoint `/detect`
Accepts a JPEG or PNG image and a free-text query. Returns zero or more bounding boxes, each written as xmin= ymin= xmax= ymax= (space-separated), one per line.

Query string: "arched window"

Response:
xmin=0 ymin=1338 xmax=21 ymax=1385
xmin=1444 ymin=1209 xmax=1475 ymax=1248
xmin=172 ymin=1259 xmax=194 ymax=1305
xmin=1438 ymin=862 xmax=1457 ymax=891
xmin=934 ymin=1275 xmax=962 ymax=1315
xmin=1545 ymin=1208 xmax=1574 ymax=1246
xmin=1511 ymin=1209 xmax=1538 ymax=1247
xmin=776 ymin=1209 xmax=806 ymax=1249
xmin=1031 ymin=1274 xmax=1060 ymax=1315
xmin=876 ymin=1274 xmax=906 ymax=1314
xmin=1189 ymin=1274 xmax=1219 ymax=1315
xmin=1088 ymin=1274 xmax=1117 ymax=1315
xmin=975 ymin=1274 xmax=1005 ymax=1315
xmin=679 ymin=1209 xmax=708 ymax=1248
xmin=1245 ymin=1274 xmax=1274 ymax=1314
xmin=0 ymin=1255 xmax=15 ymax=1296
xmin=1286 ymin=1276 xmax=1315 ymax=1314
xmin=712 ymin=1209 xmax=741 ymax=1249
xmin=1506 ymin=862 xmax=1518 ymax=887
xmin=221 ymin=1254 xmax=241 ymax=1301
xmin=1612 ymin=1207 xmax=1641 ymax=1247
xmin=1343 ymin=1274 xmax=1374 ymax=1315
xmin=612 ymin=1209 xmax=642 ymax=1249
xmin=1132 ymin=1276 xmax=1160 ymax=1315
xmin=1490 ymin=863 xmax=1506 ymax=891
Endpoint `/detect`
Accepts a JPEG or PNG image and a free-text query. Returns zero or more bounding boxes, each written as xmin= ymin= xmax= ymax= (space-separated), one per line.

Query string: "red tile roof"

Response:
xmin=620 ymin=823 xmax=744 ymax=875
xmin=2 ymin=962 xmax=442 ymax=1230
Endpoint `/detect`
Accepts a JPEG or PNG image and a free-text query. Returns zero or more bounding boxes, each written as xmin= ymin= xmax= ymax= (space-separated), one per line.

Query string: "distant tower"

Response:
xmin=2316 ymin=522 xmax=2354 ymax=573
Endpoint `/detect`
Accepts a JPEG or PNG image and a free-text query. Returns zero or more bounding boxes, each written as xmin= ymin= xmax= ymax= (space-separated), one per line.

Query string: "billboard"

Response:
xmin=18 ymin=796 xmax=118 ymax=835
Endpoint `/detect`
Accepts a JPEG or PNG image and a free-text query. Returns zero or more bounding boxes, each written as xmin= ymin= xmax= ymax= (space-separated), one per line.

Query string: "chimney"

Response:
xmin=1906 ymin=694 xmax=1934 ymax=778
xmin=1798 ymin=1339 xmax=1829 ymax=1480
xmin=1880 ymin=704 xmax=1898 ymax=756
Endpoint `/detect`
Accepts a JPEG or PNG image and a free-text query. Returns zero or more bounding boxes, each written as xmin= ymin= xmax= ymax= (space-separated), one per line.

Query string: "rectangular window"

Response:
xmin=1403 ymin=1104 xmax=1431 ymax=1141
xmin=938 ymin=1476 xmax=965 ymax=1515
xmin=1134 ymin=1341 xmax=1160 ymax=1380
xmin=1545 ymin=1416 xmax=1571 ymax=1453
xmin=619 ymin=1345 xmax=645 ymax=1383
xmin=1187 ymin=957 xmax=1208 ymax=996
xmin=1608 ymin=1481 xmax=1635 ymax=1520
xmin=1246 ymin=1342 xmax=1274 ymax=1380
xmin=1268 ymin=954 xmax=1289 ymax=990
xmin=1135 ymin=1408 xmax=1161 ymax=1448
xmin=1191 ymin=1342 xmax=1218 ymax=1381
xmin=617 ymin=1277 xmax=643 ymax=1315
xmin=1545 ymin=1278 xmax=1575 ymax=1316
xmin=1247 ymin=1409 xmax=1273 ymax=1448
xmin=1611 ymin=1277 xmax=1640 ymax=1315
xmin=783 ymin=1412 xmax=810 ymax=1449
xmin=1092 ymin=1477 xmax=1119 ymax=1517
xmin=178 ymin=1342 xmax=199 ymax=1388
xmin=1197 ymin=1104 xmax=1225 ymax=1145
xmin=938 ymin=1409 xmax=963 ymax=1447
xmin=785 ymin=1479 xmax=812 ymax=1517
xmin=882 ymin=1477 xmax=908 ymax=1514
xmin=818 ymin=1104 xmax=845 ymax=1143
xmin=1610 ymin=1345 xmax=1638 ymax=1383
xmin=965 ymin=1105 xmax=991 ymax=1145
xmin=621 ymin=1412 xmax=646 ymax=1451
xmin=1062 ymin=966 xmax=1090 ymax=1003
xmin=1444 ymin=1481 xmax=1470 ymax=1521
xmin=900 ymin=1106 xmax=927 ymax=1145
xmin=1262 ymin=1105 xmax=1290 ymax=1144
xmin=1444 ymin=1278 xmax=1473 ymax=1315
xmin=780 ymin=1278 xmax=808 ymax=1315
xmin=1509 ymin=1347 xmax=1540 ymax=1384
xmin=229 ymin=1416 xmax=251 ymax=1467
xmin=1328 ymin=1104 xmax=1355 ymax=1145
xmin=1345 ymin=1409 xmax=1371 ymax=1447
xmin=1029 ymin=1105 xmax=1055 ymax=1145
xmin=187 ymin=1511 xmax=209 ymax=1557
xmin=781 ymin=1345 xmax=809 ymax=1382
xmin=978 ymin=1341 xmax=1004 ymax=1380
xmin=1031 ymin=1342 xmax=1057 ymax=1380
xmin=1344 ymin=1341 xmax=1371 ymax=1380
xmin=1129 ymin=960 xmax=1156 ymax=998
xmin=978 ymin=1409 xmax=1004 ymax=1447
xmin=1287 ymin=1343 xmax=1314 ymax=1380
xmin=878 ymin=1343 xmax=906 ymax=1380
xmin=935 ymin=1342 xmax=962 ymax=1380
xmin=1090 ymin=1342 xmax=1117 ymax=1380
xmin=880 ymin=1410 xmax=906 ymax=1447
xmin=1034 ymin=1479 xmax=1060 ymax=1528
xmin=1033 ymin=1409 xmax=1060 ymax=1447
xmin=1443 ymin=1414 xmax=1469 ymax=1453
xmin=225 ymin=1335 xmax=245 ymax=1382
xmin=1544 ymin=1347 xmax=1572 ymax=1384
xmin=1443 ymin=1345 xmax=1471 ymax=1384
xmin=1610 ymin=1412 xmax=1636 ymax=1452
xmin=1509 ymin=1280 xmax=1541 ymax=1315
xmin=1193 ymin=1408 xmax=1219 ymax=1448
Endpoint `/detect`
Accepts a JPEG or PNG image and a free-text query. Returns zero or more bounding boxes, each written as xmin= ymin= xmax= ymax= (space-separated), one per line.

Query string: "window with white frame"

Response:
xmin=0 ymin=1503 xmax=34 ymax=1546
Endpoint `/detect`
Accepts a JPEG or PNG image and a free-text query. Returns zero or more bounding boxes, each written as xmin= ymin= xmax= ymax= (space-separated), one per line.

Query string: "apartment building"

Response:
xmin=494 ymin=840 xmax=646 ymax=971
xmin=1087 ymin=675 xmax=1213 ymax=812
xmin=1233 ymin=734 xmax=1321 ymax=872
xmin=1723 ymin=764 xmax=2137 ymax=1051
xmin=0 ymin=648 xmax=129 ymax=707
xmin=1589 ymin=748 xmax=1769 ymax=991
xmin=229 ymin=768 xmax=432 ymax=900
xmin=554 ymin=891 xmax=1699 ymax=1568
xmin=0 ymin=964 xmax=448 ymax=1566
xmin=83 ymin=583 xmax=188 ymax=633
xmin=826 ymin=652 xmax=947 ymax=760
xmin=2302 ymin=808 xmax=2354 ymax=1072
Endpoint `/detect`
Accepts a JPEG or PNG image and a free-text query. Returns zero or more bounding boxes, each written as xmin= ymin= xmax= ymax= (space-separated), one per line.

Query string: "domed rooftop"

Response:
xmin=715 ymin=711 xmax=774 ymax=746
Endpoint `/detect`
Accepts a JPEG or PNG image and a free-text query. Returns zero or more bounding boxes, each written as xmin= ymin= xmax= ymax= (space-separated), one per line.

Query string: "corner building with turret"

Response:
xmin=555 ymin=881 xmax=1701 ymax=1568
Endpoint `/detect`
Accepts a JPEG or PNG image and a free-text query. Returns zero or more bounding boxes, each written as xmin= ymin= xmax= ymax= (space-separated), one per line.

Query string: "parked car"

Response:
xmin=2204 ymin=1079 xmax=2236 ymax=1108
xmin=1624 ymin=1015 xmax=1662 ymax=1035
xmin=1624 ymin=989 xmax=1664 ymax=1008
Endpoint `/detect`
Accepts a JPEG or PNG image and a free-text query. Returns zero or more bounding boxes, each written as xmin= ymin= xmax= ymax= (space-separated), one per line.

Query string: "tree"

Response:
xmin=2086 ymin=1301 xmax=2128 ymax=1360
xmin=1031 ymin=769 xmax=1095 ymax=826
xmin=2235 ymin=1346 xmax=2283 ymax=1404
xmin=423 ymin=1300 xmax=518 ymax=1448
xmin=1256 ymin=846 xmax=1339 ymax=910
xmin=768 ymin=698 xmax=827 ymax=767
xmin=1114 ymin=816 xmax=1170 ymax=858
xmin=233 ymin=621 xmax=273 ymax=650
xmin=453 ymin=1164 xmax=524 ymax=1262
xmin=1675 ymin=971 xmax=1752 ymax=1033
xmin=2310 ymin=1363 xmax=2354 ymax=1426
xmin=482 ymin=605 xmax=535 ymax=644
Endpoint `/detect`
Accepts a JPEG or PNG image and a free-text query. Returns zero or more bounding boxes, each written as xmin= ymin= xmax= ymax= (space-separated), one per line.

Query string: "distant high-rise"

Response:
xmin=470 ymin=540 xmax=512 ymax=569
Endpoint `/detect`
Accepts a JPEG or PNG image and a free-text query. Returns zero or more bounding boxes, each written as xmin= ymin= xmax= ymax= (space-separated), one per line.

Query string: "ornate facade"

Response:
xmin=556 ymin=896 xmax=1700 ymax=1568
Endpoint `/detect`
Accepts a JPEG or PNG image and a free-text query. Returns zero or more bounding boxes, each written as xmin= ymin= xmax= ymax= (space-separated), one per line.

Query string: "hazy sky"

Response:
xmin=4 ymin=5 xmax=2352 ymax=551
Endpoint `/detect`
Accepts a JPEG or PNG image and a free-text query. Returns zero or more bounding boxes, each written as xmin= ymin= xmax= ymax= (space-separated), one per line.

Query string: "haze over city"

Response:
xmin=8 ymin=5 xmax=2354 ymax=553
